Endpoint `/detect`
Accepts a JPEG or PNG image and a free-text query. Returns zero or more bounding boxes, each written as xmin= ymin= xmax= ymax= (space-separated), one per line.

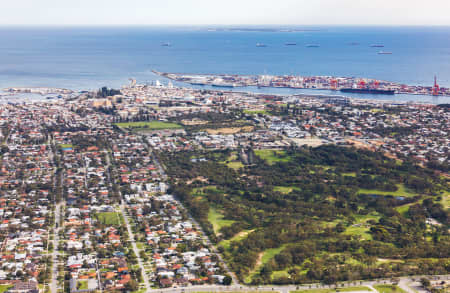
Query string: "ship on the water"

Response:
xmin=256 ymin=43 xmax=267 ymax=47
xmin=378 ymin=51 xmax=393 ymax=55
xmin=370 ymin=44 xmax=385 ymax=47
xmin=212 ymin=82 xmax=238 ymax=88
xmin=285 ymin=42 xmax=297 ymax=46
xmin=306 ymin=44 xmax=320 ymax=48
xmin=340 ymin=88 xmax=395 ymax=95
xmin=161 ymin=42 xmax=172 ymax=47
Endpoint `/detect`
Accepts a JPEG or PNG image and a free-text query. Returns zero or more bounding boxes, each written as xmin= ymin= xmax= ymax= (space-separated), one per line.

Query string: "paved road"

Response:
xmin=50 ymin=137 xmax=62 ymax=293
xmin=120 ymin=202 xmax=152 ymax=292
xmin=50 ymin=202 xmax=62 ymax=293
xmin=143 ymin=275 xmax=450 ymax=293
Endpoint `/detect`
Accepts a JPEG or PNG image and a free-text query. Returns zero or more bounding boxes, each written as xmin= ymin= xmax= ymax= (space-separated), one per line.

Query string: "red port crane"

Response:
xmin=330 ymin=79 xmax=338 ymax=90
xmin=432 ymin=76 xmax=440 ymax=96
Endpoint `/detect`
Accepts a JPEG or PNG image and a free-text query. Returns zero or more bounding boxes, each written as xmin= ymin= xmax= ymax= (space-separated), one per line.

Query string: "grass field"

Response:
xmin=227 ymin=161 xmax=244 ymax=170
xmin=208 ymin=207 xmax=235 ymax=234
xmin=342 ymin=172 xmax=357 ymax=177
xmin=357 ymin=184 xmax=417 ymax=198
xmin=77 ymin=280 xmax=88 ymax=290
xmin=373 ymin=285 xmax=406 ymax=293
xmin=274 ymin=186 xmax=300 ymax=194
xmin=114 ymin=121 xmax=182 ymax=130
xmin=0 ymin=285 xmax=13 ymax=293
xmin=191 ymin=186 xmax=219 ymax=198
xmin=221 ymin=152 xmax=244 ymax=170
xmin=245 ymin=245 xmax=287 ymax=283
xmin=337 ymin=287 xmax=373 ymax=292
xmin=343 ymin=212 xmax=380 ymax=240
xmin=440 ymin=191 xmax=450 ymax=209
xmin=95 ymin=212 xmax=122 ymax=225
xmin=254 ymin=149 xmax=291 ymax=165
xmin=219 ymin=229 xmax=254 ymax=250
xmin=271 ymin=270 xmax=290 ymax=279
xmin=243 ymin=109 xmax=269 ymax=115
xmin=396 ymin=203 xmax=412 ymax=215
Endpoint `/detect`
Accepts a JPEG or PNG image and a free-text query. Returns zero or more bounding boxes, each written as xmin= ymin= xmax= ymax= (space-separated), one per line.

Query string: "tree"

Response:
xmin=420 ymin=278 xmax=430 ymax=288
xmin=124 ymin=279 xmax=139 ymax=291
xmin=222 ymin=275 xmax=232 ymax=285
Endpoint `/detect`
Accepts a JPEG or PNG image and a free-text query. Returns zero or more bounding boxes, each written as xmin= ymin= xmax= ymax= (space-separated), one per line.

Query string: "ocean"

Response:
xmin=1 ymin=26 xmax=450 ymax=103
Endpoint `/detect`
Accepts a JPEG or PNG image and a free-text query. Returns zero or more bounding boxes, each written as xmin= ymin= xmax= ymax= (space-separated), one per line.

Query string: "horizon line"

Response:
xmin=1 ymin=24 xmax=450 ymax=28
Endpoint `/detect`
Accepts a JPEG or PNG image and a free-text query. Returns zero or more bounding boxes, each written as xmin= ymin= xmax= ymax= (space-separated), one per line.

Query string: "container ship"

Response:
xmin=340 ymin=88 xmax=395 ymax=95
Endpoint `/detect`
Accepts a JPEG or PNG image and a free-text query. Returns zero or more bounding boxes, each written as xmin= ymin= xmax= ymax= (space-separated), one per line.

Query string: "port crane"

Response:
xmin=330 ymin=79 xmax=338 ymax=90
xmin=432 ymin=76 xmax=440 ymax=96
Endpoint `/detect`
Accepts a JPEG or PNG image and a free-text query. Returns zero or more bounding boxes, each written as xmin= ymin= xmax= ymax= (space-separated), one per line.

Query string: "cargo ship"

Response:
xmin=212 ymin=83 xmax=237 ymax=88
xmin=340 ymin=88 xmax=395 ymax=95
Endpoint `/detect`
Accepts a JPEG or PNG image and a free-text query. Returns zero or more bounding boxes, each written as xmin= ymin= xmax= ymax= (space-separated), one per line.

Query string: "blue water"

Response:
xmin=1 ymin=26 xmax=450 ymax=103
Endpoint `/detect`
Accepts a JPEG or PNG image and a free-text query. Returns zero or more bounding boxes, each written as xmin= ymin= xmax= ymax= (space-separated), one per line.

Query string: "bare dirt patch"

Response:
xmin=205 ymin=126 xmax=254 ymax=134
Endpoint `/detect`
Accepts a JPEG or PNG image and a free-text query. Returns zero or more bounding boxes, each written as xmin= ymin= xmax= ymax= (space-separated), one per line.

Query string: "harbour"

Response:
xmin=153 ymin=70 xmax=450 ymax=99
xmin=1 ymin=26 xmax=450 ymax=104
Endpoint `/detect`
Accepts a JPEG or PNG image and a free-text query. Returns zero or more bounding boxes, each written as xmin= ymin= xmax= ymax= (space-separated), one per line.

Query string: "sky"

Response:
xmin=1 ymin=0 xmax=450 ymax=26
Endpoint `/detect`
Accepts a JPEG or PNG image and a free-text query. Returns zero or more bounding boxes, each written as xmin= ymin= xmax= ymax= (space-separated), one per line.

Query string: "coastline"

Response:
xmin=154 ymin=70 xmax=449 ymax=98
xmin=2 ymin=82 xmax=446 ymax=106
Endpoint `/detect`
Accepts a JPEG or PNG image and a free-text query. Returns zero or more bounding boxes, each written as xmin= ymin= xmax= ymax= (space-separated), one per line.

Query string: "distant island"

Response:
xmin=206 ymin=27 xmax=322 ymax=32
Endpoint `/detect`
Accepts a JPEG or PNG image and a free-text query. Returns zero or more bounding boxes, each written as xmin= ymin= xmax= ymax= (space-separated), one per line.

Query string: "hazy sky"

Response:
xmin=2 ymin=0 xmax=450 ymax=26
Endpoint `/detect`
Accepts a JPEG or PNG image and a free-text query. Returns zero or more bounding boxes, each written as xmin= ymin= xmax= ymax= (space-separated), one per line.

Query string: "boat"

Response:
xmin=256 ymin=43 xmax=267 ymax=47
xmin=212 ymin=82 xmax=237 ymax=88
xmin=161 ymin=42 xmax=171 ymax=47
xmin=378 ymin=51 xmax=392 ymax=55
xmin=285 ymin=42 xmax=297 ymax=46
xmin=370 ymin=44 xmax=384 ymax=48
xmin=340 ymin=88 xmax=395 ymax=95
xmin=306 ymin=44 xmax=320 ymax=48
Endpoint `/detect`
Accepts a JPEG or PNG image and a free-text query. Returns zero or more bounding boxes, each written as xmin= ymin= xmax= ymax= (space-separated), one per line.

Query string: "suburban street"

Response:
xmin=50 ymin=202 xmax=62 ymax=293
xmin=120 ymin=201 xmax=152 ymax=292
